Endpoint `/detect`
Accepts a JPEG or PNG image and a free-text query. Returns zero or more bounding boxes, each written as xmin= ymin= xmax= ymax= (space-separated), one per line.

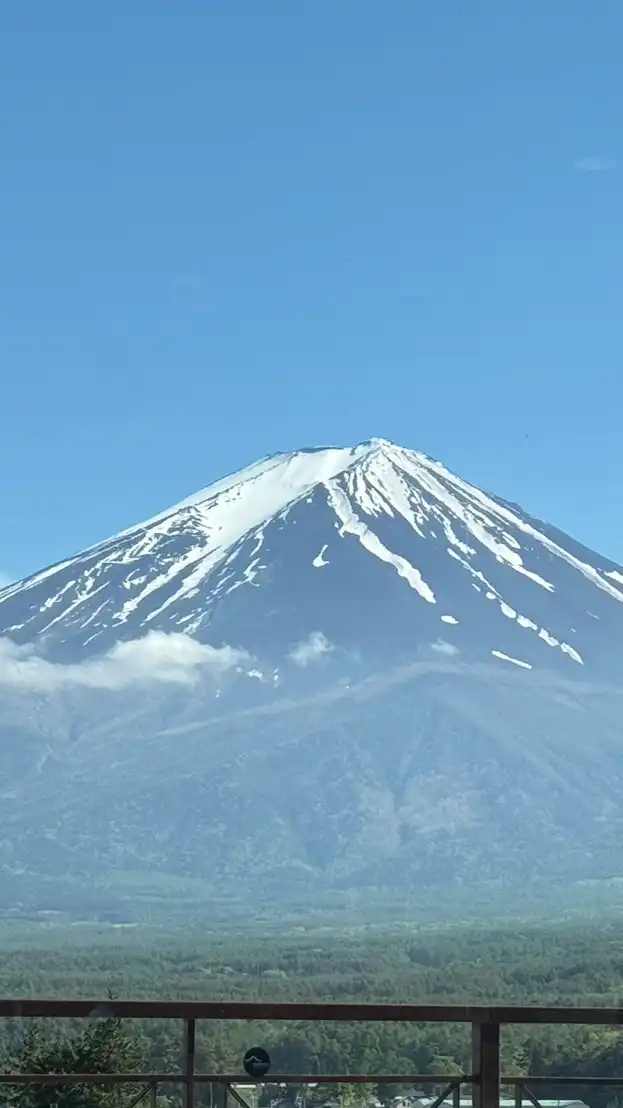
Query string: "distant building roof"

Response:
xmin=416 ymin=1100 xmax=588 ymax=1108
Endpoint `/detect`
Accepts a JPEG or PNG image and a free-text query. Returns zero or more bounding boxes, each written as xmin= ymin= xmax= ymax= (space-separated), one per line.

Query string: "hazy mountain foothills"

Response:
xmin=1 ymin=439 xmax=623 ymax=917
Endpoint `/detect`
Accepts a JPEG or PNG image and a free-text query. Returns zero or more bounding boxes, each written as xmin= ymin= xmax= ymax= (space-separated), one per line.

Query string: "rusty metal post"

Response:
xmin=184 ymin=1018 xmax=196 ymax=1108
xmin=472 ymin=1021 xmax=500 ymax=1108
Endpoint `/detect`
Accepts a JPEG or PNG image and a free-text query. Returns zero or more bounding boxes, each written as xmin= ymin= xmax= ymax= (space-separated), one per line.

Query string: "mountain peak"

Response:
xmin=2 ymin=438 xmax=623 ymax=675
xmin=113 ymin=437 xmax=408 ymax=544
xmin=116 ymin=438 xmax=387 ymax=541
xmin=3 ymin=438 xmax=623 ymax=908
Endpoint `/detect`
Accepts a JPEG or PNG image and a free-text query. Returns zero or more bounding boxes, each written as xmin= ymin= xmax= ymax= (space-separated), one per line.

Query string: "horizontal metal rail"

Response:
xmin=1 ymin=1073 xmax=623 ymax=1087
xmin=0 ymin=1073 xmax=468 ymax=1085
xmin=507 ymin=1076 xmax=623 ymax=1086
xmin=2 ymin=1000 xmax=623 ymax=1023
xmin=2 ymin=1001 xmax=622 ymax=1108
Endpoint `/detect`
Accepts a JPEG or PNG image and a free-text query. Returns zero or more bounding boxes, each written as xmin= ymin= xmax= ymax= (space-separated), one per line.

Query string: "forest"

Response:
xmin=2 ymin=923 xmax=623 ymax=1107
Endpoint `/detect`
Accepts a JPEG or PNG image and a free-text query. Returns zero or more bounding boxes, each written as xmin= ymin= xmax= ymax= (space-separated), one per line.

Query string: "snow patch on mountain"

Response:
xmin=326 ymin=478 xmax=436 ymax=603
xmin=313 ymin=545 xmax=329 ymax=567
xmin=492 ymin=650 xmax=532 ymax=670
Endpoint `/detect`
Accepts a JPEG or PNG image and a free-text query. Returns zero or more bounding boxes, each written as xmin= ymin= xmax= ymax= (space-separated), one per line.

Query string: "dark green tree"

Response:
xmin=8 ymin=1017 xmax=146 ymax=1108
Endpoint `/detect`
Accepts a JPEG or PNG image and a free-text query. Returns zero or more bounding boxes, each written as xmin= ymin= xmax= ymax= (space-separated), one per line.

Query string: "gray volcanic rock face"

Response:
xmin=1 ymin=438 xmax=622 ymax=913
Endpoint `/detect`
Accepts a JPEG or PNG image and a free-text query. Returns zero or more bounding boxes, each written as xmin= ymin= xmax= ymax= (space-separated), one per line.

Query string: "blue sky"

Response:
xmin=1 ymin=0 xmax=622 ymax=581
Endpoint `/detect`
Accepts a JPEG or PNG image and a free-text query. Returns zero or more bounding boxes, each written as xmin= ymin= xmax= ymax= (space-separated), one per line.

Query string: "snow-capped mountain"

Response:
xmin=1 ymin=437 xmax=622 ymax=675
xmin=1 ymin=437 xmax=623 ymax=918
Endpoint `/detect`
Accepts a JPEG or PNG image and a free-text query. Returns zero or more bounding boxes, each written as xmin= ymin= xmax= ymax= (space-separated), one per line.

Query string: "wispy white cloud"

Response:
xmin=430 ymin=639 xmax=459 ymax=657
xmin=289 ymin=631 xmax=334 ymax=666
xmin=0 ymin=631 xmax=249 ymax=692
xmin=573 ymin=157 xmax=615 ymax=174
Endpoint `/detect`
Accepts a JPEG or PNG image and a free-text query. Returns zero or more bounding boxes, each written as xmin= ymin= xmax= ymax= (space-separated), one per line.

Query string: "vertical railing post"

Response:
xmin=213 ymin=1082 xmax=229 ymax=1108
xmin=184 ymin=1018 xmax=196 ymax=1108
xmin=472 ymin=1019 xmax=500 ymax=1108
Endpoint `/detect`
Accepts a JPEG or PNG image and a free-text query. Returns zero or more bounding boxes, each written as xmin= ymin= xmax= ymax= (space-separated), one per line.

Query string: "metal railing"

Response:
xmin=1 ymin=1001 xmax=623 ymax=1108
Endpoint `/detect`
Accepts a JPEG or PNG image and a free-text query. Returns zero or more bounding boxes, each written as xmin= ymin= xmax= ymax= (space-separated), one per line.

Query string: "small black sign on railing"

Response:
xmin=243 ymin=1047 xmax=271 ymax=1079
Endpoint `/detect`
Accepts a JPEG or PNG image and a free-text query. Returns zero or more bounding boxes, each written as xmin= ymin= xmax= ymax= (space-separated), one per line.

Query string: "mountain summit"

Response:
xmin=1 ymin=439 xmax=623 ymax=916
xmin=1 ymin=437 xmax=621 ymax=673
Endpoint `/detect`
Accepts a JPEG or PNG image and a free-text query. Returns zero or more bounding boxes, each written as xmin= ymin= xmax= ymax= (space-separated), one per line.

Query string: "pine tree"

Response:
xmin=7 ymin=1016 xmax=147 ymax=1108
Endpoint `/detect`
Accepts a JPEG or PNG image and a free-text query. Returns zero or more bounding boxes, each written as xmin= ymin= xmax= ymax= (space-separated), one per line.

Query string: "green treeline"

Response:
xmin=2 ymin=924 xmax=623 ymax=1104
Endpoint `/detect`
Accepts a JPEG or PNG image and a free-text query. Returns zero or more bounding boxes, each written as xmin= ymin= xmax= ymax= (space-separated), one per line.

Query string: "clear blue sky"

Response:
xmin=2 ymin=0 xmax=622 ymax=581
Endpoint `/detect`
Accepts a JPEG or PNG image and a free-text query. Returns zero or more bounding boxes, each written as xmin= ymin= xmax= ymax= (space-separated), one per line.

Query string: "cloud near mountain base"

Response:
xmin=431 ymin=639 xmax=460 ymax=657
xmin=289 ymin=631 xmax=335 ymax=666
xmin=0 ymin=631 xmax=248 ymax=691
